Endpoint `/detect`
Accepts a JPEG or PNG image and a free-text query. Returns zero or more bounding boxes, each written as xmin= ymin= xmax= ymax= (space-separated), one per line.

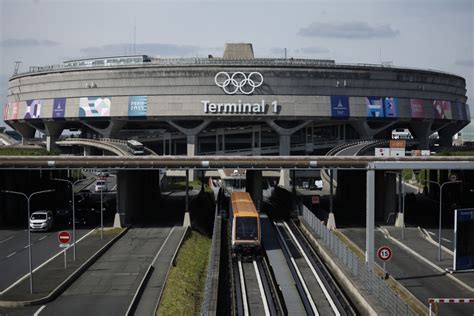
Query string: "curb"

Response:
xmin=298 ymin=221 xmax=378 ymax=316
xmin=378 ymin=227 xmax=474 ymax=292
xmin=418 ymin=226 xmax=454 ymax=256
xmin=0 ymin=227 xmax=129 ymax=308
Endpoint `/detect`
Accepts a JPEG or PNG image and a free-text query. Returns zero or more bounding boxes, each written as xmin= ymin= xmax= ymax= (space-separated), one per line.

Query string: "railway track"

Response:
xmin=234 ymin=258 xmax=282 ymax=316
xmin=274 ymin=220 xmax=355 ymax=316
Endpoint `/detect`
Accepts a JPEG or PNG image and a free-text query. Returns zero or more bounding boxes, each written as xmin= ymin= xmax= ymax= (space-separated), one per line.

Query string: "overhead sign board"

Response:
xmin=454 ymin=209 xmax=474 ymax=271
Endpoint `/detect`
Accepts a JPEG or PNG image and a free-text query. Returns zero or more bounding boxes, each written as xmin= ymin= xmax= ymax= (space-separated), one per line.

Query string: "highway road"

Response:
xmin=0 ymin=228 xmax=94 ymax=293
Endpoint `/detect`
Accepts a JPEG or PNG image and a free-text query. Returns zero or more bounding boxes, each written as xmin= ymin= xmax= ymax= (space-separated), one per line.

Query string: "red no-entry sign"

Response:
xmin=58 ymin=231 xmax=71 ymax=244
xmin=377 ymin=246 xmax=393 ymax=261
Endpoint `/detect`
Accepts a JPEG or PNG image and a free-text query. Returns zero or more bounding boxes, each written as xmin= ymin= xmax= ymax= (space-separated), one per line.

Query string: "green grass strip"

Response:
xmin=157 ymin=230 xmax=211 ymax=316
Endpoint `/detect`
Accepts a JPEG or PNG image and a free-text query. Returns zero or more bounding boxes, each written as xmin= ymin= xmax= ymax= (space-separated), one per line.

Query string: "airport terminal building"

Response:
xmin=3 ymin=43 xmax=470 ymax=155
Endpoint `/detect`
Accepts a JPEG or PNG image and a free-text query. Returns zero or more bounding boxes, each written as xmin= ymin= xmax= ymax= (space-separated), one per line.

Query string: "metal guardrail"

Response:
xmin=201 ymin=207 xmax=222 ymax=316
xmin=11 ymin=57 xmax=461 ymax=79
xmin=301 ymin=207 xmax=419 ymax=316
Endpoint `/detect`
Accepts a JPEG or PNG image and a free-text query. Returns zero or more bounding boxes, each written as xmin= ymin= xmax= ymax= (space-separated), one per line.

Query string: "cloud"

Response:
xmin=455 ymin=59 xmax=474 ymax=67
xmin=298 ymin=21 xmax=400 ymax=39
xmin=0 ymin=38 xmax=59 ymax=47
xmin=80 ymin=43 xmax=198 ymax=57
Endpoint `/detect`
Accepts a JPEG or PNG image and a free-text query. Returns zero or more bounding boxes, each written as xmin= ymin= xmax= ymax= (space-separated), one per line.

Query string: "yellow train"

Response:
xmin=230 ymin=192 xmax=261 ymax=259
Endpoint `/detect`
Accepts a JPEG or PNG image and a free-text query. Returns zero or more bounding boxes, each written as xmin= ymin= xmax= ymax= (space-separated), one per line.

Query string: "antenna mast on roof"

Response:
xmin=13 ymin=61 xmax=21 ymax=76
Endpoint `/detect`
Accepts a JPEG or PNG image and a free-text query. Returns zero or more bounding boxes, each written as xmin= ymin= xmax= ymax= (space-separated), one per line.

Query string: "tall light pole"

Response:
xmin=52 ymin=177 xmax=85 ymax=261
xmin=424 ymin=179 xmax=461 ymax=261
xmin=1 ymin=189 xmax=54 ymax=294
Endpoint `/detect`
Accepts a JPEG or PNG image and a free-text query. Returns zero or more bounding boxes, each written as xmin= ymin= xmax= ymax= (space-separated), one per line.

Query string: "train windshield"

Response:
xmin=235 ymin=217 xmax=258 ymax=240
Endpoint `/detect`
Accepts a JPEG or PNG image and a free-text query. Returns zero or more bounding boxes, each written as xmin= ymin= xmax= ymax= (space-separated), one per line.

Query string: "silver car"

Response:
xmin=29 ymin=210 xmax=54 ymax=231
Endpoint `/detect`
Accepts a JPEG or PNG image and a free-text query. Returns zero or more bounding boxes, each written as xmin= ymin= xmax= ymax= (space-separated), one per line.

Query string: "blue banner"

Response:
xmin=454 ymin=208 xmax=474 ymax=271
xmin=53 ymin=98 xmax=66 ymax=118
xmin=366 ymin=97 xmax=384 ymax=118
xmin=128 ymin=96 xmax=148 ymax=116
xmin=384 ymin=97 xmax=399 ymax=118
xmin=330 ymin=96 xmax=350 ymax=118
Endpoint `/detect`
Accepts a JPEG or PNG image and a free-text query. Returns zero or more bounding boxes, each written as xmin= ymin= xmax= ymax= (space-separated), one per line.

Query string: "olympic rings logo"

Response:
xmin=214 ymin=72 xmax=264 ymax=95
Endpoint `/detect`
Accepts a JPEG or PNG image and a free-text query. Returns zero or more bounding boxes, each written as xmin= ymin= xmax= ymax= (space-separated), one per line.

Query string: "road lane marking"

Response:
xmin=427 ymin=231 xmax=436 ymax=236
xmin=34 ymin=305 xmax=46 ymax=316
xmin=0 ymin=228 xmax=97 ymax=294
xmin=39 ymin=236 xmax=48 ymax=241
xmin=442 ymin=237 xmax=452 ymax=243
xmin=24 ymin=245 xmax=29 ymax=249
xmin=0 ymin=236 xmax=14 ymax=244
xmin=6 ymin=252 xmax=16 ymax=258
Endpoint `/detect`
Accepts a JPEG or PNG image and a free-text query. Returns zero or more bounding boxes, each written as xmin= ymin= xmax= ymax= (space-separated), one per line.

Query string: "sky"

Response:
xmin=0 ymin=0 xmax=473 ymax=127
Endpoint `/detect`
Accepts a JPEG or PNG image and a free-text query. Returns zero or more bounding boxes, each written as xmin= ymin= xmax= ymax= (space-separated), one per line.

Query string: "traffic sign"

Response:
xmin=377 ymin=246 xmax=393 ymax=261
xmin=58 ymin=231 xmax=71 ymax=244
xmin=312 ymin=195 xmax=320 ymax=205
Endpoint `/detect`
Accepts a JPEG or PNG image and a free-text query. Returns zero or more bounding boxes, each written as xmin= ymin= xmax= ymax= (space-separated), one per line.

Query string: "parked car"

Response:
xmin=29 ymin=210 xmax=54 ymax=231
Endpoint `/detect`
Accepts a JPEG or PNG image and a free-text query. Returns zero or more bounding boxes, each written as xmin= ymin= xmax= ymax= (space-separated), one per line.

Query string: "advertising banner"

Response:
xmin=3 ymin=104 xmax=8 ymax=121
xmin=330 ymin=96 xmax=350 ymax=118
xmin=11 ymin=102 xmax=19 ymax=120
xmin=24 ymin=100 xmax=42 ymax=119
xmin=454 ymin=209 xmax=474 ymax=271
xmin=366 ymin=97 xmax=384 ymax=118
xmin=53 ymin=98 xmax=66 ymax=118
xmin=410 ymin=99 xmax=424 ymax=118
xmin=383 ymin=97 xmax=399 ymax=118
xmin=456 ymin=102 xmax=464 ymax=120
xmin=433 ymin=100 xmax=452 ymax=119
xmin=79 ymin=97 xmax=111 ymax=117
xmin=128 ymin=96 xmax=148 ymax=116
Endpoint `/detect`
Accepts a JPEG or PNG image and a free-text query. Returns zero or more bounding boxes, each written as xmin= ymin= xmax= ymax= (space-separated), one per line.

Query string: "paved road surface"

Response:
xmin=0 ymin=228 xmax=93 ymax=292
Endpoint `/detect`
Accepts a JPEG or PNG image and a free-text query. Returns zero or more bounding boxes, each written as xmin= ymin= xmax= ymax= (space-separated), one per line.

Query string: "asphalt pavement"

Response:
xmin=339 ymin=227 xmax=474 ymax=315
xmin=36 ymin=227 xmax=174 ymax=316
xmin=0 ymin=228 xmax=93 ymax=293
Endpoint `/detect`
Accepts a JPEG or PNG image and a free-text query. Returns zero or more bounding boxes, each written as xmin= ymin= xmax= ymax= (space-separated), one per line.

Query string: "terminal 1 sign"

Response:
xmin=202 ymin=100 xmax=278 ymax=114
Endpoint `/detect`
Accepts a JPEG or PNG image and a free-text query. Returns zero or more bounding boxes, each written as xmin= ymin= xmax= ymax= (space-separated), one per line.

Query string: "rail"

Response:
xmin=10 ymin=57 xmax=461 ymax=79
xmin=301 ymin=206 xmax=420 ymax=316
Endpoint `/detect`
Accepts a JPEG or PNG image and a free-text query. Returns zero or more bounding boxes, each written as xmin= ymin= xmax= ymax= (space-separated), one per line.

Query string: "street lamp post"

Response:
xmin=1 ymin=189 xmax=54 ymax=294
xmin=424 ymin=179 xmax=461 ymax=261
xmin=52 ymin=177 xmax=85 ymax=261
xmin=100 ymin=184 xmax=104 ymax=240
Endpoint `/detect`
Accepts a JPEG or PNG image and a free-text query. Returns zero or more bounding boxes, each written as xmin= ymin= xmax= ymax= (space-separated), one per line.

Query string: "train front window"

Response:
xmin=236 ymin=217 xmax=258 ymax=240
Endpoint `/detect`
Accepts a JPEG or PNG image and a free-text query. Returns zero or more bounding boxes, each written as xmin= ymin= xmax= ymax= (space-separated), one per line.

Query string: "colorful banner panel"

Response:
xmin=366 ymin=97 xmax=384 ymax=118
xmin=456 ymin=102 xmax=464 ymax=120
xmin=410 ymin=99 xmax=424 ymax=118
xmin=79 ymin=97 xmax=111 ymax=117
xmin=383 ymin=97 xmax=399 ymax=118
xmin=330 ymin=96 xmax=350 ymax=118
xmin=53 ymin=98 xmax=66 ymax=118
xmin=128 ymin=96 xmax=148 ymax=116
xmin=3 ymin=104 xmax=8 ymax=121
xmin=10 ymin=102 xmax=20 ymax=120
xmin=433 ymin=100 xmax=452 ymax=119
xmin=25 ymin=100 xmax=42 ymax=119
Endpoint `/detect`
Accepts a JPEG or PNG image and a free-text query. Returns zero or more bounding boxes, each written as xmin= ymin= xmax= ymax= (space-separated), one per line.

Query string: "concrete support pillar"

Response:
xmin=246 ymin=170 xmax=262 ymax=210
xmin=395 ymin=173 xmax=405 ymax=228
xmin=366 ymin=168 xmax=375 ymax=270
xmin=327 ymin=169 xmax=336 ymax=229
xmin=252 ymin=125 xmax=261 ymax=155
xmin=409 ymin=121 xmax=432 ymax=150
xmin=117 ymin=170 xmax=161 ymax=226
xmin=183 ymin=169 xmax=191 ymax=227
xmin=46 ymin=135 xmax=58 ymax=152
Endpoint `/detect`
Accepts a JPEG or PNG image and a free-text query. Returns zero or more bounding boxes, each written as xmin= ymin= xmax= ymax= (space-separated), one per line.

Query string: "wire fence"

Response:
xmin=201 ymin=207 xmax=222 ymax=316
xmin=301 ymin=207 xmax=420 ymax=316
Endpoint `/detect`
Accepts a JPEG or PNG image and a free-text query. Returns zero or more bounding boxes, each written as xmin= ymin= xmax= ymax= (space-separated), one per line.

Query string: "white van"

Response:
xmin=95 ymin=179 xmax=107 ymax=192
xmin=30 ymin=210 xmax=54 ymax=231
